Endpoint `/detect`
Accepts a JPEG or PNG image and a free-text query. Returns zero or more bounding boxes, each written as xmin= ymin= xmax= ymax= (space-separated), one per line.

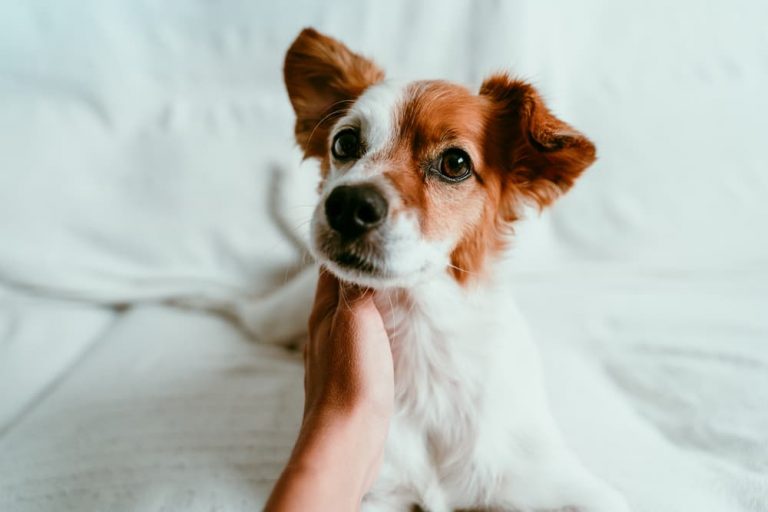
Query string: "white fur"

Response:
xmin=221 ymin=80 xmax=631 ymax=511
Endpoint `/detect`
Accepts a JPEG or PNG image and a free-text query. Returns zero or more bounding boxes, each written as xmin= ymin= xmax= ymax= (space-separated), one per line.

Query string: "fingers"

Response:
xmin=315 ymin=267 xmax=340 ymax=304
xmin=338 ymin=281 xmax=372 ymax=303
xmin=335 ymin=286 xmax=385 ymax=340
xmin=308 ymin=267 xmax=340 ymax=327
xmin=308 ymin=267 xmax=380 ymax=330
xmin=332 ymin=272 xmax=373 ymax=307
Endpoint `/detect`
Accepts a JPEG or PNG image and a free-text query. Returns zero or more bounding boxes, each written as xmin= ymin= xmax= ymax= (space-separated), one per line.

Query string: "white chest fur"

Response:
xmin=375 ymin=275 xmax=545 ymax=422
xmin=369 ymin=276 xmax=557 ymax=510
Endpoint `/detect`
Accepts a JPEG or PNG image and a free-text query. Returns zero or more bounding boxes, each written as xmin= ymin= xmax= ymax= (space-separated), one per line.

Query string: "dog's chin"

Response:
xmin=314 ymin=251 xmax=426 ymax=290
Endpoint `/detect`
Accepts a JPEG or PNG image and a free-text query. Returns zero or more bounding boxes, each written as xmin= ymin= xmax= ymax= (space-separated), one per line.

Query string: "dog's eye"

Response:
xmin=437 ymin=148 xmax=472 ymax=182
xmin=332 ymin=129 xmax=361 ymax=160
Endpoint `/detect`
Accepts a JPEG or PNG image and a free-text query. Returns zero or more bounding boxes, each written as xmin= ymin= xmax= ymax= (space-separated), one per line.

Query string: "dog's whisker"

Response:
xmin=446 ymin=262 xmax=476 ymax=276
xmin=305 ymin=106 xmax=354 ymax=152
xmin=385 ymin=288 xmax=396 ymax=346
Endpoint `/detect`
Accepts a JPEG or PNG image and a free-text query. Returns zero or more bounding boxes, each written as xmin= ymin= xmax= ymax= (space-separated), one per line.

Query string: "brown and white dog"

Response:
xmin=231 ymin=28 xmax=630 ymax=512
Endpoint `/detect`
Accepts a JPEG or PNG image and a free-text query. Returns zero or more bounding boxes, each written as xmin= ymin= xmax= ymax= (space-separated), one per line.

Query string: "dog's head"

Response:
xmin=284 ymin=28 xmax=596 ymax=288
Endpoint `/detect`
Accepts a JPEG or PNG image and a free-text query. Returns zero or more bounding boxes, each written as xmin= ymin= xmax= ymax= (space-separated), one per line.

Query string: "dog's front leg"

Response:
xmin=168 ymin=265 xmax=317 ymax=347
xmin=233 ymin=265 xmax=317 ymax=346
xmin=361 ymin=417 xmax=451 ymax=512
xmin=490 ymin=449 xmax=631 ymax=512
xmin=360 ymin=495 xmax=417 ymax=512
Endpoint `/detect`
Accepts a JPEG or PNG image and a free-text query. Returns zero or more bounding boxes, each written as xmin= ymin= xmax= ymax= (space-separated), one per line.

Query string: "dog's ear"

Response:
xmin=284 ymin=28 xmax=385 ymax=158
xmin=480 ymin=74 xmax=596 ymax=212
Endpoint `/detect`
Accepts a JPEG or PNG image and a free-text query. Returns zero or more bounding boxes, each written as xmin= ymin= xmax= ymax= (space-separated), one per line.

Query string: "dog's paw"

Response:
xmin=569 ymin=490 xmax=631 ymax=512
xmin=233 ymin=300 xmax=306 ymax=347
xmin=165 ymin=296 xmax=275 ymax=343
xmin=167 ymin=296 xmax=232 ymax=313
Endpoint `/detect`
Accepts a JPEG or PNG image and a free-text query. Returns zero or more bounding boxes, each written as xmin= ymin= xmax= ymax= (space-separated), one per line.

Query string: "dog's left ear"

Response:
xmin=284 ymin=28 xmax=385 ymax=159
xmin=480 ymin=74 xmax=596 ymax=211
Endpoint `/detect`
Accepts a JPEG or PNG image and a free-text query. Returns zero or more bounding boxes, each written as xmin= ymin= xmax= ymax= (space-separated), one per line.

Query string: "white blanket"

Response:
xmin=2 ymin=0 xmax=767 ymax=299
xmin=1 ymin=1 xmax=767 ymax=511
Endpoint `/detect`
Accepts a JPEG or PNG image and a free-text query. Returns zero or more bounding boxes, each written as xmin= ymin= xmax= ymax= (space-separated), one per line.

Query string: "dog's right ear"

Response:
xmin=284 ymin=28 xmax=385 ymax=159
xmin=480 ymin=74 xmax=596 ymax=213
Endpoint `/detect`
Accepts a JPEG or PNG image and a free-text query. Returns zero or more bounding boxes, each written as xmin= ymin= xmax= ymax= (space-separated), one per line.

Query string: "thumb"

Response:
xmin=335 ymin=282 xmax=381 ymax=326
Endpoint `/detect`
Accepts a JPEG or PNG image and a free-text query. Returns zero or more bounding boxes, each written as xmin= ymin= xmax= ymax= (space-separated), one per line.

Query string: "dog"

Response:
xmin=217 ymin=28 xmax=630 ymax=512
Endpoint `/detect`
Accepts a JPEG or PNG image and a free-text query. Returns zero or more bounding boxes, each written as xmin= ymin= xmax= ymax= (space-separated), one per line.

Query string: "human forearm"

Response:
xmin=265 ymin=273 xmax=393 ymax=511
xmin=264 ymin=406 xmax=388 ymax=511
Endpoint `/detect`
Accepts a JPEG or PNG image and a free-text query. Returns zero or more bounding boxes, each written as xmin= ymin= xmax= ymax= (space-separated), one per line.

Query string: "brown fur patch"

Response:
xmin=387 ymin=83 xmax=488 ymax=221
xmin=283 ymin=28 xmax=384 ymax=163
xmin=378 ymin=82 xmax=499 ymax=282
xmin=480 ymin=74 xmax=597 ymax=211
xmin=381 ymin=77 xmax=596 ymax=284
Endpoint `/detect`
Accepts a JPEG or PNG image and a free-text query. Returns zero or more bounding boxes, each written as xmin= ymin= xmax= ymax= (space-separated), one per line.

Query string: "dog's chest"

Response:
xmin=375 ymin=286 xmax=495 ymax=436
xmin=372 ymin=283 xmax=548 ymax=507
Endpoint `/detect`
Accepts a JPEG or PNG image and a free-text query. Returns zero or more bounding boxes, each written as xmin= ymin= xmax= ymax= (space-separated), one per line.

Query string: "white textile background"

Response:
xmin=1 ymin=0 xmax=766 ymax=299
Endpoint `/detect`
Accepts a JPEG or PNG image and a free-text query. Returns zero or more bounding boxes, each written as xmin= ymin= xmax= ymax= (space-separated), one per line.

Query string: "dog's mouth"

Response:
xmin=333 ymin=251 xmax=379 ymax=274
xmin=321 ymin=249 xmax=397 ymax=288
xmin=315 ymin=238 xmax=434 ymax=289
xmin=314 ymin=223 xmax=385 ymax=279
xmin=312 ymin=220 xmax=429 ymax=288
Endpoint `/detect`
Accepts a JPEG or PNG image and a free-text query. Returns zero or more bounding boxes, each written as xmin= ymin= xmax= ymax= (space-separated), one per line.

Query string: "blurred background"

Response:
xmin=0 ymin=1 xmax=766 ymax=511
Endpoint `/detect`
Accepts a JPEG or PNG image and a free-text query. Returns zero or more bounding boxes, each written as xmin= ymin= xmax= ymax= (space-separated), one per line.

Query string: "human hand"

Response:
xmin=265 ymin=269 xmax=393 ymax=511
xmin=303 ymin=268 xmax=394 ymax=425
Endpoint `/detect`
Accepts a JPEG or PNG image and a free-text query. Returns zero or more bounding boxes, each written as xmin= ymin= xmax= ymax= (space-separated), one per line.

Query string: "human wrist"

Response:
xmin=290 ymin=405 xmax=389 ymax=499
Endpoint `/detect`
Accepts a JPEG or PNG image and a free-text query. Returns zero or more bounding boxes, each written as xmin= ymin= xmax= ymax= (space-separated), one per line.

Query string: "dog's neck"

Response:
xmin=373 ymin=270 xmax=483 ymax=337
xmin=372 ymin=270 xmax=508 ymax=420
xmin=372 ymin=266 xmax=498 ymax=327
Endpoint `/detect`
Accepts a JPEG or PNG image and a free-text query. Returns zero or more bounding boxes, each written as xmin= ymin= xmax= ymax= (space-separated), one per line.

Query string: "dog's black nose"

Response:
xmin=325 ymin=184 xmax=388 ymax=238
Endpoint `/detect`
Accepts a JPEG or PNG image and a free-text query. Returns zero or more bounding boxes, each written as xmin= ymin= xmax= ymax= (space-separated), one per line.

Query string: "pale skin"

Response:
xmin=264 ymin=270 xmax=394 ymax=512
